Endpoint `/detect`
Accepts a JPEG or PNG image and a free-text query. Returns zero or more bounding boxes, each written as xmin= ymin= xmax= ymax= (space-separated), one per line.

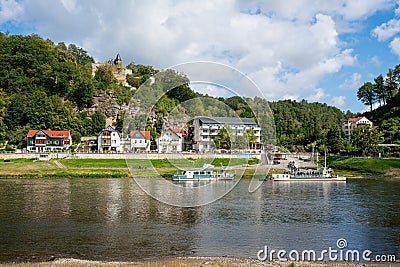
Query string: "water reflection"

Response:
xmin=0 ymin=178 xmax=399 ymax=262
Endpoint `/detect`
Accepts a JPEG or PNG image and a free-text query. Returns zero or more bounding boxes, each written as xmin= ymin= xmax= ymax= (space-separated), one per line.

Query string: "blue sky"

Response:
xmin=1 ymin=0 xmax=400 ymax=112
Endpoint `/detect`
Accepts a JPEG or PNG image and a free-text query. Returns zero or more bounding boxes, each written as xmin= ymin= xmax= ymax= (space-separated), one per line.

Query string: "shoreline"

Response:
xmin=1 ymin=257 xmax=399 ymax=267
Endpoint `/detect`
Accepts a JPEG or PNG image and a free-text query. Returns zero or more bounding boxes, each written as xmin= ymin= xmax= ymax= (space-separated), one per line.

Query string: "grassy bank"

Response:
xmin=0 ymin=157 xmax=260 ymax=178
xmin=325 ymin=156 xmax=400 ymax=176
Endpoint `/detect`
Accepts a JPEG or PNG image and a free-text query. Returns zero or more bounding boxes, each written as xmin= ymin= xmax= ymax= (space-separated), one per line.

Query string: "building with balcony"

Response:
xmin=97 ymin=125 xmax=121 ymax=152
xmin=130 ymin=130 xmax=151 ymax=152
xmin=26 ymin=130 xmax=72 ymax=152
xmin=193 ymin=116 xmax=262 ymax=152
xmin=342 ymin=117 xmax=373 ymax=137
xmin=156 ymin=128 xmax=185 ymax=153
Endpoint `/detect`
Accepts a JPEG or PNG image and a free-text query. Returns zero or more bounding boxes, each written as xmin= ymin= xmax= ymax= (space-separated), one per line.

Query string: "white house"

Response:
xmin=130 ymin=130 xmax=151 ymax=152
xmin=342 ymin=117 xmax=373 ymax=137
xmin=156 ymin=128 xmax=184 ymax=153
xmin=192 ymin=116 xmax=262 ymax=152
xmin=98 ymin=125 xmax=122 ymax=152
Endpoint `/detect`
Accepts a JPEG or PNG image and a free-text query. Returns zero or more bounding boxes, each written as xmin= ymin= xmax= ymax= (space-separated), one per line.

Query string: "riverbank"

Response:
xmin=0 ymin=158 xmax=263 ymax=179
xmin=1 ymin=257 xmax=399 ymax=267
xmin=325 ymin=156 xmax=400 ymax=176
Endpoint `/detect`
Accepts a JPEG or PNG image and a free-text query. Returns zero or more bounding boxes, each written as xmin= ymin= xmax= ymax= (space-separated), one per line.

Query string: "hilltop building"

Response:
xmin=91 ymin=53 xmax=132 ymax=86
xmin=342 ymin=117 xmax=373 ymax=137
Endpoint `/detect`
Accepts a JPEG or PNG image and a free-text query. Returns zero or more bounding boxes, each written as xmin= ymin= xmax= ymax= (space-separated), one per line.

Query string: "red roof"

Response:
xmin=27 ymin=130 xmax=71 ymax=140
xmin=171 ymin=128 xmax=186 ymax=137
xmin=348 ymin=117 xmax=363 ymax=123
xmin=130 ymin=130 xmax=151 ymax=140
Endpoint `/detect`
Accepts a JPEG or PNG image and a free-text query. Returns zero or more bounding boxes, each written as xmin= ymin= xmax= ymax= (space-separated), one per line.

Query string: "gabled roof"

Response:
xmin=348 ymin=117 xmax=363 ymax=123
xmin=195 ymin=116 xmax=257 ymax=126
xmin=27 ymin=130 xmax=71 ymax=140
xmin=101 ymin=125 xmax=117 ymax=133
xmin=130 ymin=130 xmax=151 ymax=140
xmin=157 ymin=128 xmax=183 ymax=139
xmin=171 ymin=128 xmax=186 ymax=137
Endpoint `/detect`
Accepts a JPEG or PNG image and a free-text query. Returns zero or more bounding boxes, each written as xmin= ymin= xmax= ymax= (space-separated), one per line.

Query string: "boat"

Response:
xmin=261 ymin=152 xmax=346 ymax=182
xmin=266 ymin=167 xmax=346 ymax=182
xmin=172 ymin=164 xmax=236 ymax=181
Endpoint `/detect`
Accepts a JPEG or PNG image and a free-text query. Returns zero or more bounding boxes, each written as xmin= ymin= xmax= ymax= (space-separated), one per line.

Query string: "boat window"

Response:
xmin=194 ymin=172 xmax=199 ymax=175
xmin=200 ymin=172 xmax=204 ymax=175
xmin=183 ymin=171 xmax=186 ymax=175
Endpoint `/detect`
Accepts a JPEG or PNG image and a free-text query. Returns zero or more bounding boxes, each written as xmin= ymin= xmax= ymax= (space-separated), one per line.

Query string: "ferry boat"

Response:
xmin=264 ymin=167 xmax=346 ymax=182
xmin=261 ymin=153 xmax=346 ymax=182
xmin=172 ymin=164 xmax=236 ymax=181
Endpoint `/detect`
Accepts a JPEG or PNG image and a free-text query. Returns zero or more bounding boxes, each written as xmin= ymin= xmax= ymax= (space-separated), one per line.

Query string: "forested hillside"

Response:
xmin=0 ymin=33 xmax=354 ymax=152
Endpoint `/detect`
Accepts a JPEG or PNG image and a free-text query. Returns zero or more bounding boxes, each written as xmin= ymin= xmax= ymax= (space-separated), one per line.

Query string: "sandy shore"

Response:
xmin=1 ymin=257 xmax=399 ymax=267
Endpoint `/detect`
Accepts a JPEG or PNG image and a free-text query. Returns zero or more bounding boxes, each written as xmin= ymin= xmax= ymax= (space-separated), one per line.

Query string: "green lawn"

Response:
xmin=1 ymin=157 xmax=260 ymax=178
xmin=325 ymin=156 xmax=400 ymax=175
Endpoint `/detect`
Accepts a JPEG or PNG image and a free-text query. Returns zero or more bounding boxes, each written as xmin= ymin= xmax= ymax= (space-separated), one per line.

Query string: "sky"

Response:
xmin=1 ymin=0 xmax=400 ymax=112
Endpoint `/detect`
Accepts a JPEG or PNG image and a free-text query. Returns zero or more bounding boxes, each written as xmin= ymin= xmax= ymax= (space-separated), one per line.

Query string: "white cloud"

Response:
xmin=396 ymin=0 xmax=400 ymax=16
xmin=372 ymin=19 xmax=400 ymax=41
xmin=371 ymin=56 xmax=382 ymax=67
xmin=0 ymin=0 xmax=394 ymax=106
xmin=331 ymin=96 xmax=347 ymax=108
xmin=60 ymin=0 xmax=76 ymax=13
xmin=390 ymin=37 xmax=400 ymax=56
xmin=307 ymin=88 xmax=329 ymax=102
xmin=0 ymin=0 xmax=23 ymax=24
xmin=340 ymin=73 xmax=362 ymax=89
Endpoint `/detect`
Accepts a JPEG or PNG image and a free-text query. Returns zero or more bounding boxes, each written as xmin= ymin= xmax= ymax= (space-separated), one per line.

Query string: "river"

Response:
xmin=0 ymin=178 xmax=399 ymax=262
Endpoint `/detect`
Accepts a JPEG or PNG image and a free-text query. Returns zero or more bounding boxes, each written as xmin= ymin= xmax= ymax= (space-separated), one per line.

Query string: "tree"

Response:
xmin=155 ymin=116 xmax=164 ymax=134
xmin=94 ymin=64 xmax=115 ymax=87
xmin=246 ymin=128 xmax=257 ymax=149
xmin=91 ymin=111 xmax=106 ymax=134
xmin=215 ymin=127 xmax=231 ymax=149
xmin=373 ymin=75 xmax=386 ymax=106
xmin=0 ymin=88 xmax=10 ymax=141
xmin=381 ymin=118 xmax=400 ymax=144
xmin=71 ymin=75 xmax=95 ymax=109
xmin=71 ymin=132 xmax=82 ymax=143
xmin=357 ymin=82 xmax=376 ymax=111
xmin=385 ymin=68 xmax=398 ymax=101
xmin=325 ymin=126 xmax=343 ymax=153
xmin=351 ymin=125 xmax=382 ymax=156
xmin=68 ymin=44 xmax=94 ymax=65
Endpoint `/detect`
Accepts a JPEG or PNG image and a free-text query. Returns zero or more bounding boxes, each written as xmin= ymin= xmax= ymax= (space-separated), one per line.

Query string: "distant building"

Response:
xmin=156 ymin=128 xmax=185 ymax=153
xmin=26 ymin=130 xmax=72 ymax=152
xmin=98 ymin=125 xmax=122 ymax=152
xmin=130 ymin=130 xmax=151 ymax=152
xmin=193 ymin=116 xmax=262 ymax=152
xmin=91 ymin=53 xmax=132 ymax=86
xmin=78 ymin=136 xmax=98 ymax=152
xmin=342 ymin=117 xmax=373 ymax=137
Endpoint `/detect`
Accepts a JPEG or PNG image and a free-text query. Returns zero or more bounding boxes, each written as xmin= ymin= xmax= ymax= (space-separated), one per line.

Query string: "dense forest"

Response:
xmin=0 ymin=33 xmax=398 ymax=156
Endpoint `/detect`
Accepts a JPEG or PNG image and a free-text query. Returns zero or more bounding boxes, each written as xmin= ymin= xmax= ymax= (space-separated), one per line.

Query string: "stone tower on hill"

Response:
xmin=91 ymin=53 xmax=132 ymax=86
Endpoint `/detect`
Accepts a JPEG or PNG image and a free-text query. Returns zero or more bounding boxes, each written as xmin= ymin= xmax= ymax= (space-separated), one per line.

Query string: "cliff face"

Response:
xmin=84 ymin=89 xmax=124 ymax=127
xmin=85 ymin=89 xmax=189 ymax=131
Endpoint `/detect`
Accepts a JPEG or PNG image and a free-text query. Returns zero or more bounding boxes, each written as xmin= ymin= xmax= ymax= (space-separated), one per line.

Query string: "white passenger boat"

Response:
xmin=172 ymin=164 xmax=236 ymax=181
xmin=268 ymin=166 xmax=346 ymax=182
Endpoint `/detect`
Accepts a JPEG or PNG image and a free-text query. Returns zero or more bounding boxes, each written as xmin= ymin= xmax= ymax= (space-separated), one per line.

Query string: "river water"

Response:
xmin=0 ymin=178 xmax=399 ymax=262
